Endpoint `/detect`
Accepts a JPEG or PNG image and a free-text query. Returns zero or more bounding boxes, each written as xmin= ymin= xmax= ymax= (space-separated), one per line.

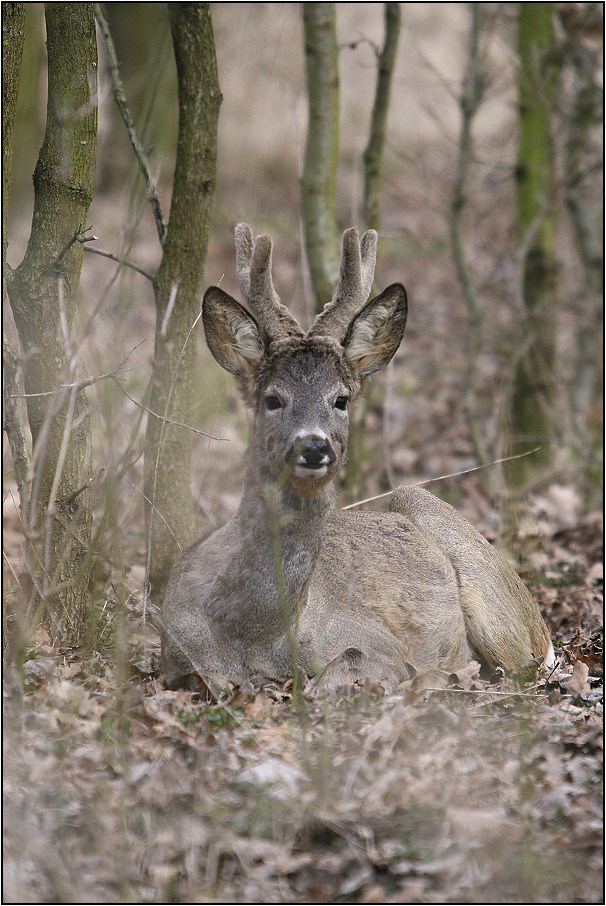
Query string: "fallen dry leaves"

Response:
xmin=4 ymin=566 xmax=602 ymax=904
xmin=3 ymin=490 xmax=602 ymax=903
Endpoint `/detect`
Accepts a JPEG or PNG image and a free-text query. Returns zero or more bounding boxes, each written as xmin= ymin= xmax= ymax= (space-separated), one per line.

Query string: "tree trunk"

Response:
xmin=2 ymin=2 xmax=26 ymax=270
xmin=301 ymin=2 xmax=340 ymax=312
xmin=2 ymin=5 xmax=29 ymax=518
xmin=449 ymin=5 xmax=493 ymax=476
xmin=504 ymin=2 xmax=556 ymax=489
xmin=561 ymin=5 xmax=604 ymax=444
xmin=6 ymin=3 xmax=97 ymax=642
xmin=144 ymin=2 xmax=221 ymax=597
xmin=363 ymin=2 xmax=401 ymax=232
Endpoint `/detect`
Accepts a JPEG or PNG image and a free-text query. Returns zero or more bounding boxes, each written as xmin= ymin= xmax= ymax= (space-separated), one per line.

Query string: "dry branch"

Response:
xmin=94 ymin=2 xmax=167 ymax=246
xmin=84 ymin=244 xmax=154 ymax=281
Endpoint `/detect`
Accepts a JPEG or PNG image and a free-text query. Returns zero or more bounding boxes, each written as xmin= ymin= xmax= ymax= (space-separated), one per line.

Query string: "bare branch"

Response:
xmin=111 ymin=376 xmax=227 ymax=443
xmin=94 ymin=2 xmax=167 ymax=246
xmin=342 ymin=447 xmax=542 ymax=511
xmin=84 ymin=244 xmax=154 ymax=281
xmin=52 ymin=224 xmax=97 ymax=271
xmin=122 ymin=475 xmax=182 ymax=549
xmin=9 ymin=342 xmax=144 ymax=398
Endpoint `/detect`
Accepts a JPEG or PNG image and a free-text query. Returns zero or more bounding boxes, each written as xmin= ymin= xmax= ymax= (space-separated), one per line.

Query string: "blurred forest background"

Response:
xmin=3 ymin=3 xmax=603 ymax=902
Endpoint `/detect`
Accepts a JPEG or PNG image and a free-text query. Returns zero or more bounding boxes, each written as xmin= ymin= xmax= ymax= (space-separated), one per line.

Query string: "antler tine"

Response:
xmin=308 ymin=227 xmax=378 ymax=341
xmin=234 ymin=223 xmax=303 ymax=340
xmin=234 ymin=222 xmax=255 ymax=300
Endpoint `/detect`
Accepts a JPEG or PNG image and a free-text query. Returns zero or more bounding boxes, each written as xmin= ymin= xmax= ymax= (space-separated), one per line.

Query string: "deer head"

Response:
xmin=202 ymin=225 xmax=407 ymax=496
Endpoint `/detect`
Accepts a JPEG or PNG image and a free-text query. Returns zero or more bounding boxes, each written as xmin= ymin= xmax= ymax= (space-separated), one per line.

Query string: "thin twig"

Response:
xmin=111 ymin=376 xmax=227 ymax=442
xmin=84 ymin=245 xmax=154 ymax=281
xmin=342 ymin=447 xmax=541 ymax=510
xmin=94 ymin=2 xmax=167 ymax=246
xmin=53 ymin=224 xmax=97 ymax=271
xmin=64 ymin=468 xmax=106 ymax=507
xmin=10 ymin=342 xmax=144 ymax=399
xmin=122 ymin=476 xmax=182 ymax=547
xmin=423 ymin=687 xmax=544 ymax=699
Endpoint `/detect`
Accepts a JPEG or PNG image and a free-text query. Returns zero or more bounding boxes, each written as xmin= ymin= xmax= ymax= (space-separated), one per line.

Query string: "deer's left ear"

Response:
xmin=342 ymin=283 xmax=407 ymax=378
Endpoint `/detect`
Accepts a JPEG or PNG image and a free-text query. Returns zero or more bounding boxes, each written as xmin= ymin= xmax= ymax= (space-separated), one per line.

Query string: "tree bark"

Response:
xmin=301 ymin=2 xmax=340 ymax=312
xmin=561 ymin=5 xmax=603 ymax=443
xmin=504 ymin=2 xmax=556 ymax=489
xmin=143 ymin=2 xmax=221 ymax=597
xmin=363 ymin=2 xmax=401 ymax=232
xmin=2 ymin=2 xmax=26 ymax=270
xmin=2 ymin=5 xmax=30 ymax=515
xmin=449 ymin=5 xmax=492 ymax=476
xmin=6 ymin=3 xmax=97 ymax=641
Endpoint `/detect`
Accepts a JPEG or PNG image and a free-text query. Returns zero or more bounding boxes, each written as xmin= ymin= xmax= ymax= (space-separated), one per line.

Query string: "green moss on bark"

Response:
xmin=504 ymin=3 xmax=557 ymax=489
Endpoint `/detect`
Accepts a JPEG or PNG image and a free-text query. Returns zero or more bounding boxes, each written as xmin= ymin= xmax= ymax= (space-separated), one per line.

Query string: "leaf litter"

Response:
xmin=4 ymin=517 xmax=602 ymax=905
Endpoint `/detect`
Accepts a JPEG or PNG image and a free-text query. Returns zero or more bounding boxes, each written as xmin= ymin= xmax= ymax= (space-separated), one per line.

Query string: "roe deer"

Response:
xmin=161 ymin=224 xmax=554 ymax=692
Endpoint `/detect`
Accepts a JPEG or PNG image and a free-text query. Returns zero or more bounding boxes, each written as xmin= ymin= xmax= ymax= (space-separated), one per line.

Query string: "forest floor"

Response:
xmin=3 ymin=490 xmax=603 ymax=904
xmin=4 ymin=5 xmax=603 ymax=903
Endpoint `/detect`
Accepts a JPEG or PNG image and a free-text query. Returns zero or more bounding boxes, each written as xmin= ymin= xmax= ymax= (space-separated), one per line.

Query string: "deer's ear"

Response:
xmin=203 ymin=286 xmax=265 ymax=377
xmin=342 ymin=283 xmax=407 ymax=378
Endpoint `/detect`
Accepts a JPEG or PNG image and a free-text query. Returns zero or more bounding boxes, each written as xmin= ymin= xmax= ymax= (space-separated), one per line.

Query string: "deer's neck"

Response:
xmin=236 ymin=440 xmax=335 ymax=605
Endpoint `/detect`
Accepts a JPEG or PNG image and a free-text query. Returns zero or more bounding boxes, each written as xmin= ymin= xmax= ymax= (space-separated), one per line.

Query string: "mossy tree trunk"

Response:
xmin=143 ymin=2 xmax=221 ymax=597
xmin=301 ymin=2 xmax=340 ymax=312
xmin=5 ymin=3 xmax=97 ymax=642
xmin=561 ymin=4 xmax=604 ymax=445
xmin=2 ymin=2 xmax=26 ymax=270
xmin=504 ymin=3 xmax=557 ymax=489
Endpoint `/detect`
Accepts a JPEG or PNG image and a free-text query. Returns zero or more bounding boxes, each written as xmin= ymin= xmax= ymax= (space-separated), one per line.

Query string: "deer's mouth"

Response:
xmin=293 ymin=460 xmax=330 ymax=477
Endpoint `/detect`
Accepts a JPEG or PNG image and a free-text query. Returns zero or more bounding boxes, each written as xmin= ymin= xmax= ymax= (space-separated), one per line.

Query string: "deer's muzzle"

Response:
xmin=288 ymin=434 xmax=336 ymax=475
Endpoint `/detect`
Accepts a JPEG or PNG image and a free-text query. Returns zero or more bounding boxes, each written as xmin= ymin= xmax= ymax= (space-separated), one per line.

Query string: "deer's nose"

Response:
xmin=289 ymin=435 xmax=336 ymax=470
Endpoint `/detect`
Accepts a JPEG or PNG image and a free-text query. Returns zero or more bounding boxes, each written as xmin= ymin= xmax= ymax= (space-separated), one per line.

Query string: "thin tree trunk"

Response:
xmin=301 ymin=2 xmax=340 ymax=312
xmin=2 ymin=4 xmax=30 ymax=515
xmin=449 ymin=5 xmax=492 ymax=476
xmin=504 ymin=2 xmax=557 ymax=489
xmin=6 ymin=3 xmax=97 ymax=642
xmin=143 ymin=2 xmax=221 ymax=597
xmin=2 ymin=2 xmax=26 ymax=270
xmin=363 ymin=2 xmax=401 ymax=232
xmin=561 ymin=5 xmax=603 ymax=442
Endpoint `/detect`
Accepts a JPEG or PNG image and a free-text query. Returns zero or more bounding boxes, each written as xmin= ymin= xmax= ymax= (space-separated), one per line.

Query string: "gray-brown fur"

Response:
xmin=161 ymin=226 xmax=554 ymax=692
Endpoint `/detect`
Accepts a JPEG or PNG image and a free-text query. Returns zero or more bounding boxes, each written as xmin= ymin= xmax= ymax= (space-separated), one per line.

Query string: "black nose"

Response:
xmin=289 ymin=435 xmax=336 ymax=469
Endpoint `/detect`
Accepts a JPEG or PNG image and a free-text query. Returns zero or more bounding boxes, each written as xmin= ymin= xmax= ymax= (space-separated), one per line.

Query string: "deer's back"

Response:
xmin=300 ymin=509 xmax=472 ymax=675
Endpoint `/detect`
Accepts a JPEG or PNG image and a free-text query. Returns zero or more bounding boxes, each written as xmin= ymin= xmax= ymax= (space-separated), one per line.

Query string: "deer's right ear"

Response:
xmin=342 ymin=283 xmax=408 ymax=378
xmin=203 ymin=286 xmax=265 ymax=377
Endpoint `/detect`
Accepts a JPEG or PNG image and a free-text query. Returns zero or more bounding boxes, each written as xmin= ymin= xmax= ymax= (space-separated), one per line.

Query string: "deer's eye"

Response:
xmin=334 ymin=395 xmax=349 ymax=411
xmin=265 ymin=395 xmax=283 ymax=411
